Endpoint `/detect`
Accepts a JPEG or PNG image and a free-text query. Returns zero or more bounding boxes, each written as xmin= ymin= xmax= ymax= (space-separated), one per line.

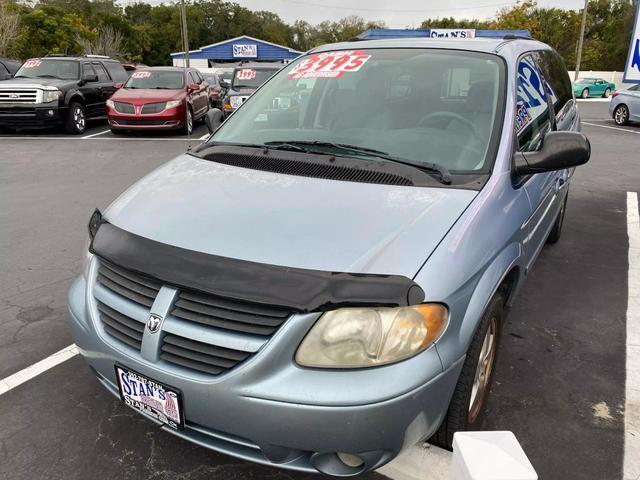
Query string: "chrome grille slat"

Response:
xmin=0 ymin=88 xmax=40 ymax=104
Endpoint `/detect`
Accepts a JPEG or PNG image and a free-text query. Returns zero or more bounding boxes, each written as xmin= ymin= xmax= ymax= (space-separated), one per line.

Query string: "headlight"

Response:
xmin=295 ymin=304 xmax=448 ymax=368
xmin=106 ymin=99 xmax=115 ymax=108
xmin=42 ymin=90 xmax=62 ymax=103
xmin=166 ymin=100 xmax=182 ymax=109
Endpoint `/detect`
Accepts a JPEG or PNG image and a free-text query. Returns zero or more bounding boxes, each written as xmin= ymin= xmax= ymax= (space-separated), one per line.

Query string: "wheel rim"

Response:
xmin=74 ymin=106 xmax=85 ymax=131
xmin=468 ymin=316 xmax=498 ymax=423
xmin=615 ymin=106 xmax=628 ymax=124
xmin=582 ymin=89 xmax=589 ymax=98
xmin=604 ymin=89 xmax=610 ymax=98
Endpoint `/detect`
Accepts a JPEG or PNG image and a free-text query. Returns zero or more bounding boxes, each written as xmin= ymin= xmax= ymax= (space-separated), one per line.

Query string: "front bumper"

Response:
xmin=68 ymin=262 xmax=462 ymax=475
xmin=107 ymin=106 xmax=185 ymax=130
xmin=0 ymin=104 xmax=66 ymax=127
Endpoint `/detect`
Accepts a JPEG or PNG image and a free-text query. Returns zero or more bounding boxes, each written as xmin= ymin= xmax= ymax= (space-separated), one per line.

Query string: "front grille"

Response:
xmin=141 ymin=102 xmax=166 ymax=114
xmin=97 ymin=301 xmax=145 ymax=349
xmin=113 ymin=101 xmax=135 ymax=114
xmin=0 ymin=107 xmax=36 ymax=116
xmin=201 ymin=153 xmax=414 ymax=186
xmin=0 ymin=89 xmax=39 ymax=104
xmin=97 ymin=260 xmax=161 ymax=307
xmin=171 ymin=290 xmax=292 ymax=337
xmin=114 ymin=119 xmax=171 ymax=126
xmin=161 ymin=334 xmax=250 ymax=375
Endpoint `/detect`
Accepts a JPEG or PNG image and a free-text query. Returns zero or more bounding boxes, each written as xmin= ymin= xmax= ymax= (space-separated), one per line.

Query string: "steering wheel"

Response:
xmin=418 ymin=111 xmax=481 ymax=140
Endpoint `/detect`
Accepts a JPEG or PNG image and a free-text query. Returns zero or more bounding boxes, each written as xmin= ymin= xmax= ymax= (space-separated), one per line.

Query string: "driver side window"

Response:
xmin=516 ymin=55 xmax=551 ymax=152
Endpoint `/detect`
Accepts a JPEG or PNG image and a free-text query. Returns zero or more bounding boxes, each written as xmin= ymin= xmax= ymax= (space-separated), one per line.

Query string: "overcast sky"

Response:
xmin=226 ymin=0 xmax=586 ymax=28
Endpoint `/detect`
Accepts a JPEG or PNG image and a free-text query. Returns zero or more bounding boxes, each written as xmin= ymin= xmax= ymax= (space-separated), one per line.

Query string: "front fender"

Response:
xmin=65 ymin=89 xmax=84 ymax=106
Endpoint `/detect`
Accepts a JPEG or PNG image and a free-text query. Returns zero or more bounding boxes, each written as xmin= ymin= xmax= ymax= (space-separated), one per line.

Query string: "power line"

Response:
xmin=274 ymin=0 xmax=517 ymax=14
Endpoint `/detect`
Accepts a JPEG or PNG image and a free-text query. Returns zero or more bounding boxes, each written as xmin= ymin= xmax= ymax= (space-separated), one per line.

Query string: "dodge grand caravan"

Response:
xmin=68 ymin=36 xmax=590 ymax=476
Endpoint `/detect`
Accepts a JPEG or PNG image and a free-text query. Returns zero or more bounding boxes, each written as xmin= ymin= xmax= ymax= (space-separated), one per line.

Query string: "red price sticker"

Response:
xmin=236 ymin=69 xmax=256 ymax=81
xmin=23 ymin=59 xmax=42 ymax=69
xmin=131 ymin=71 xmax=152 ymax=79
xmin=289 ymin=50 xmax=371 ymax=79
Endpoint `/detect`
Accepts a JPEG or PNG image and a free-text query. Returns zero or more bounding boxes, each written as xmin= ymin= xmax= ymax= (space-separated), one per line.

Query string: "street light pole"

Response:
xmin=574 ymin=0 xmax=588 ymax=80
xmin=180 ymin=0 xmax=190 ymax=68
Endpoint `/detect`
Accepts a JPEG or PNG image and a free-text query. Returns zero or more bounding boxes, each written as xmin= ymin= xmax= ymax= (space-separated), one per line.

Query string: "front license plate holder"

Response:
xmin=114 ymin=364 xmax=185 ymax=430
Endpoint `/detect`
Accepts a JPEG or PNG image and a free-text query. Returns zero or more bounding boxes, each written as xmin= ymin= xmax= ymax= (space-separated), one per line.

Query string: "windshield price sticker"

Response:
xmin=131 ymin=71 xmax=152 ymax=79
xmin=23 ymin=59 xmax=42 ymax=69
xmin=289 ymin=50 xmax=371 ymax=79
xmin=236 ymin=69 xmax=256 ymax=80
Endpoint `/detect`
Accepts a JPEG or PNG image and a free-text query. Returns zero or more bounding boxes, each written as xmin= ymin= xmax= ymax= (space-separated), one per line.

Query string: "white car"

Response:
xmin=609 ymin=84 xmax=640 ymax=125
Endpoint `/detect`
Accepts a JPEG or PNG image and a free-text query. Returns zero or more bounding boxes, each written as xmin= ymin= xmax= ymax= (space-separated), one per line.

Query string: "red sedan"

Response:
xmin=106 ymin=67 xmax=209 ymax=134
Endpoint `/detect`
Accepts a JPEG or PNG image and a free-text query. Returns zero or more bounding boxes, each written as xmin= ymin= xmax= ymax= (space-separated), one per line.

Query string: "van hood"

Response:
xmin=104 ymin=154 xmax=477 ymax=277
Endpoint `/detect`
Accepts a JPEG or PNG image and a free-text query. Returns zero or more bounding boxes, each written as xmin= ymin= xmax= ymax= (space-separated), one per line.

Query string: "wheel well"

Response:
xmin=497 ymin=267 xmax=519 ymax=306
xmin=67 ymin=95 xmax=84 ymax=107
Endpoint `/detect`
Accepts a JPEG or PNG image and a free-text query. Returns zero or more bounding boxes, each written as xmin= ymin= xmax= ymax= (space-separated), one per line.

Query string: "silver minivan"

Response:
xmin=68 ymin=35 xmax=589 ymax=476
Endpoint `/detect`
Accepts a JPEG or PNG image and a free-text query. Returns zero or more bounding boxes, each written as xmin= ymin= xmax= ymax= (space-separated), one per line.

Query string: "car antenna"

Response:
xmin=179 ymin=0 xmax=192 ymax=151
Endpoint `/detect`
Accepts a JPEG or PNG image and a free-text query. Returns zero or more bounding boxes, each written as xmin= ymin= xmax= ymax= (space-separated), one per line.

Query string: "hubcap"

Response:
xmin=468 ymin=317 xmax=498 ymax=423
xmin=582 ymin=89 xmax=588 ymax=98
xmin=74 ymin=106 xmax=85 ymax=130
xmin=615 ymin=106 xmax=628 ymax=124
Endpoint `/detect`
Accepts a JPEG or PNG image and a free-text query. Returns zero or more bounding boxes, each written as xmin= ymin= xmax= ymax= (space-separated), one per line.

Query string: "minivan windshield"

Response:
xmin=231 ymin=68 xmax=279 ymax=89
xmin=124 ymin=70 xmax=184 ymax=89
xmin=211 ymin=49 xmax=505 ymax=173
xmin=15 ymin=59 xmax=79 ymax=80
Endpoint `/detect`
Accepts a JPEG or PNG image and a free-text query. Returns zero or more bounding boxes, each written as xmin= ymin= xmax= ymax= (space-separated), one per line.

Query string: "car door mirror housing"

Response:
xmin=514 ymin=131 xmax=590 ymax=176
xmin=188 ymin=83 xmax=199 ymax=91
xmin=204 ymin=108 xmax=223 ymax=134
xmin=115 ymin=82 xmax=124 ymax=89
xmin=220 ymin=80 xmax=230 ymax=89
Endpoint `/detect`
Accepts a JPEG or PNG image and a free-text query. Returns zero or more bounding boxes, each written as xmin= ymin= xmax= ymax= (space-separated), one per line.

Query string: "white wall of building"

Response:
xmin=172 ymin=58 xmax=209 ymax=68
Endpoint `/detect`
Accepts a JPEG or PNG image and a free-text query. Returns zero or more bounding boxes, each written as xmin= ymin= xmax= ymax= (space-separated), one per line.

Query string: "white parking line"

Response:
xmin=82 ymin=129 xmax=111 ymax=139
xmin=583 ymin=122 xmax=640 ymax=135
xmin=0 ymin=344 xmax=78 ymax=396
xmin=625 ymin=191 xmax=640 ymax=480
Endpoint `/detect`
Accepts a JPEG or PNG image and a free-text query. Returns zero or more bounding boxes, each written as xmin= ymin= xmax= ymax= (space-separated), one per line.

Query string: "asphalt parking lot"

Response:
xmin=0 ymin=101 xmax=639 ymax=480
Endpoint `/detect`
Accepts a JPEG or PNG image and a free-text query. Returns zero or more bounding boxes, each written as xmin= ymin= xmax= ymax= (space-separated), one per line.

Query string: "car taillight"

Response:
xmin=610 ymin=92 xmax=618 ymax=98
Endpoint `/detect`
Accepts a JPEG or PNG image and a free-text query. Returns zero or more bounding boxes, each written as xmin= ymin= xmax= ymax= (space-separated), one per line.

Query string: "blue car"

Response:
xmin=68 ymin=36 xmax=590 ymax=475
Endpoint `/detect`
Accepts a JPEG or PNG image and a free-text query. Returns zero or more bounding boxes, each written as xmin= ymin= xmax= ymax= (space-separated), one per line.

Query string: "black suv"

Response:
xmin=0 ymin=55 xmax=128 ymax=134
xmin=0 ymin=57 xmax=21 ymax=80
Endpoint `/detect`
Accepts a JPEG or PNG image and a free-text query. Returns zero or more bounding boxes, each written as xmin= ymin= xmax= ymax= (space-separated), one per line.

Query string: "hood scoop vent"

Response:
xmin=204 ymin=152 xmax=414 ymax=186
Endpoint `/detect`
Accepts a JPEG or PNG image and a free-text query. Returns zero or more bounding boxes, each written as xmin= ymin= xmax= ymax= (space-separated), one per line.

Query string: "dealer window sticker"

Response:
xmin=236 ymin=69 xmax=256 ymax=81
xmin=288 ymin=50 xmax=371 ymax=79
xmin=131 ymin=71 xmax=152 ymax=79
xmin=23 ymin=59 xmax=42 ymax=68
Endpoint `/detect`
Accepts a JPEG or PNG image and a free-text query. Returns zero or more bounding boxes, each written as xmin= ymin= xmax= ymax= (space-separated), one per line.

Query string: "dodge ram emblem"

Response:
xmin=146 ymin=313 xmax=163 ymax=333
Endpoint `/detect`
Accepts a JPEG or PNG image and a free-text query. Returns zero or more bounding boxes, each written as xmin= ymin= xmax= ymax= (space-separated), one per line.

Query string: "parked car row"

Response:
xmin=0 ymin=55 xmax=281 ymax=135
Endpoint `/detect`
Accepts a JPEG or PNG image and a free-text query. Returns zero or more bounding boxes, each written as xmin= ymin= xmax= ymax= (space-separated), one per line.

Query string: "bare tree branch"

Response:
xmin=0 ymin=1 xmax=20 ymax=57
xmin=76 ymin=25 xmax=123 ymax=58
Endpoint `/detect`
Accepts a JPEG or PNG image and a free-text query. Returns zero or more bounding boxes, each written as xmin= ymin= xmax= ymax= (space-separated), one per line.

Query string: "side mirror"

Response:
xmin=514 ymin=131 xmax=590 ymax=176
xmin=188 ymin=83 xmax=199 ymax=91
xmin=204 ymin=108 xmax=223 ymax=134
xmin=220 ymin=80 xmax=230 ymax=89
xmin=115 ymin=82 xmax=124 ymax=89
xmin=83 ymin=73 xmax=98 ymax=83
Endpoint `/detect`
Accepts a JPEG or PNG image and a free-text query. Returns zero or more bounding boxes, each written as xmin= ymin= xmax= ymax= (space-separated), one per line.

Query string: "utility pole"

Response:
xmin=574 ymin=0 xmax=588 ymax=80
xmin=180 ymin=0 xmax=190 ymax=68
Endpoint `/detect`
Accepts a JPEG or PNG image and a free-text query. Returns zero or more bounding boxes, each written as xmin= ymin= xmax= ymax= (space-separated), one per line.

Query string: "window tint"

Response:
xmin=516 ymin=54 xmax=551 ymax=152
xmin=92 ymin=62 xmax=110 ymax=82
xmin=534 ymin=50 xmax=572 ymax=117
xmin=102 ymin=61 xmax=128 ymax=83
xmin=82 ymin=63 xmax=96 ymax=78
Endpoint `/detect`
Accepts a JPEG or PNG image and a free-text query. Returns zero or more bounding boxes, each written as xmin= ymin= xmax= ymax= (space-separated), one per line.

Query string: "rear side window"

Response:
xmin=534 ymin=50 xmax=573 ymax=117
xmin=516 ymin=54 xmax=551 ymax=152
xmin=92 ymin=62 xmax=110 ymax=82
xmin=188 ymin=71 xmax=199 ymax=85
xmin=102 ymin=61 xmax=128 ymax=84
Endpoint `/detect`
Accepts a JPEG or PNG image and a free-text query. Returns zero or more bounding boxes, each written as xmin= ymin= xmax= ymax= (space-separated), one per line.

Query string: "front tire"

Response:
xmin=614 ymin=104 xmax=630 ymax=125
xmin=581 ymin=88 xmax=589 ymax=99
xmin=603 ymin=88 xmax=611 ymax=98
xmin=65 ymin=102 xmax=86 ymax=134
xmin=181 ymin=106 xmax=193 ymax=135
xmin=430 ymin=294 xmax=504 ymax=450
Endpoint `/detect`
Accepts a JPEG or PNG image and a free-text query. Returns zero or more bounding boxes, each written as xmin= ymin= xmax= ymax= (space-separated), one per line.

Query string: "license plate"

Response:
xmin=114 ymin=365 xmax=184 ymax=430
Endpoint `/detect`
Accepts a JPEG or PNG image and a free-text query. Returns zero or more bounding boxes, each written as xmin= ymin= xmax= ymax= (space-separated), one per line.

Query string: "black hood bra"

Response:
xmin=89 ymin=213 xmax=425 ymax=312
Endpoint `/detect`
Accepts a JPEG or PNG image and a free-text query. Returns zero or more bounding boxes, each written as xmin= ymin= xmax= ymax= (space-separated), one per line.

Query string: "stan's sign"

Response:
xmin=430 ymin=29 xmax=475 ymax=39
xmin=233 ymin=44 xmax=258 ymax=58
xmin=624 ymin=2 xmax=640 ymax=83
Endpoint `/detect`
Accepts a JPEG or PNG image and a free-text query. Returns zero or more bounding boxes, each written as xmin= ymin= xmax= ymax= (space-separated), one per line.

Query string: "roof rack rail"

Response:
xmin=502 ymin=34 xmax=536 ymax=40
xmin=83 ymin=54 xmax=111 ymax=59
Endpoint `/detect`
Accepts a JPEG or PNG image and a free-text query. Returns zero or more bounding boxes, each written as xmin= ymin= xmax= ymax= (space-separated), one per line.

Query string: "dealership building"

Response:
xmin=171 ymin=35 xmax=302 ymax=68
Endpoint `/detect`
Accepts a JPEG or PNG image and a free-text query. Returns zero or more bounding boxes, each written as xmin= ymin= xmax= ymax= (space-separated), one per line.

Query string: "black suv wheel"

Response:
xmin=65 ymin=102 xmax=86 ymax=134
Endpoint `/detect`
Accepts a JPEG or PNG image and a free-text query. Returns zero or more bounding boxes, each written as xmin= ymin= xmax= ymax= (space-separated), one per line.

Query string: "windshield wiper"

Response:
xmin=266 ymin=141 xmax=452 ymax=185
